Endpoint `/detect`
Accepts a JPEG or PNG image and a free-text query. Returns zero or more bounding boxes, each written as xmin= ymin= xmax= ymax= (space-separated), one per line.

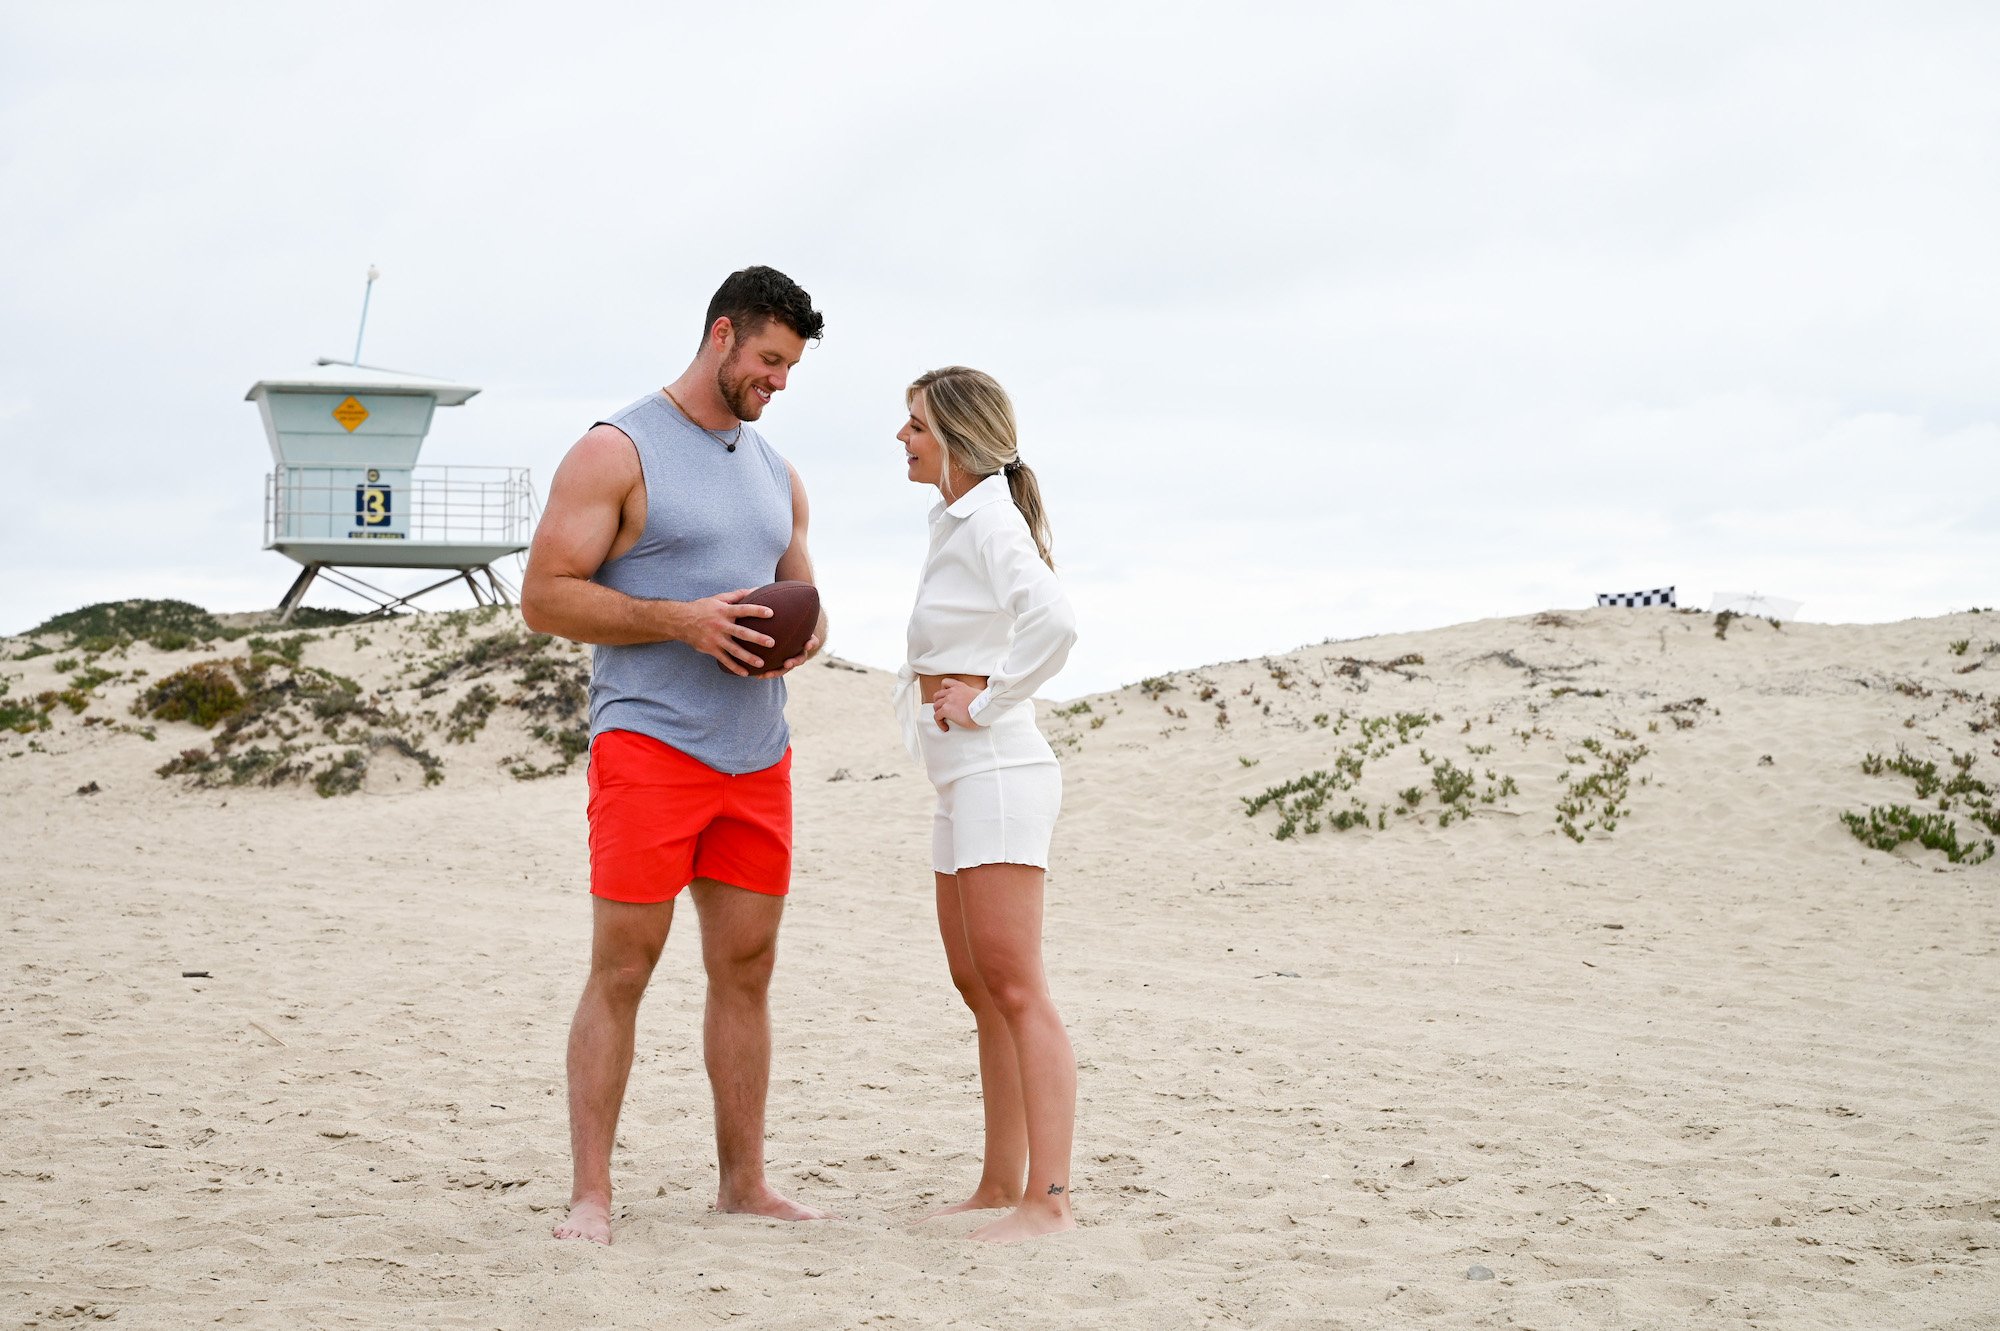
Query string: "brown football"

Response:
xmin=727 ymin=580 xmax=820 ymax=674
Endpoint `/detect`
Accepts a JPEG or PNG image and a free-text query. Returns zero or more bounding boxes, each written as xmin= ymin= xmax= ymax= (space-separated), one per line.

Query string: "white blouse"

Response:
xmin=894 ymin=472 xmax=1077 ymax=746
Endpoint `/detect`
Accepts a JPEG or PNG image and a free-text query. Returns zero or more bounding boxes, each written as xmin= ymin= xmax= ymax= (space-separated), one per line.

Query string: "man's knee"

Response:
xmin=591 ymin=954 xmax=657 ymax=1007
xmin=586 ymin=898 xmax=671 ymax=1007
xmin=706 ymin=935 xmax=778 ymax=995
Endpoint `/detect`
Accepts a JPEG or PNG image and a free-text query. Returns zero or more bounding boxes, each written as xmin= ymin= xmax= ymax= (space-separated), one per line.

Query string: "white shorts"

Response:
xmin=919 ymin=702 xmax=1063 ymax=874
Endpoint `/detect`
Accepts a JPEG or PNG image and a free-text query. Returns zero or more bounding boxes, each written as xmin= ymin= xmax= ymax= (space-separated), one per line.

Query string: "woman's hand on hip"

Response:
xmin=931 ymin=678 xmax=983 ymax=731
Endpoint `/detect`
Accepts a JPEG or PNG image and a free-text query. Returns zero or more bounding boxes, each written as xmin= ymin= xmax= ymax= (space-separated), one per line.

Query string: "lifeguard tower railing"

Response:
xmin=261 ymin=464 xmax=538 ymax=623
xmin=264 ymin=464 xmax=535 ymax=549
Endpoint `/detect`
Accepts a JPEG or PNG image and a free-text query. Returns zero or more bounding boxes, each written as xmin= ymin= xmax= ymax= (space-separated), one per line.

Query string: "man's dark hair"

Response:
xmin=703 ymin=266 xmax=825 ymax=347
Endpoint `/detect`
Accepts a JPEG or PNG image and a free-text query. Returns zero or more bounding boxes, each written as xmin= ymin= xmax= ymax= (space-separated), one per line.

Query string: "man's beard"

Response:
xmin=716 ymin=352 xmax=762 ymax=421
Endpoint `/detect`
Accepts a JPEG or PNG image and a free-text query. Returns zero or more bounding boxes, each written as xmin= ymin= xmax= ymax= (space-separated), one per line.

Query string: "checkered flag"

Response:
xmin=1596 ymin=586 xmax=1676 ymax=608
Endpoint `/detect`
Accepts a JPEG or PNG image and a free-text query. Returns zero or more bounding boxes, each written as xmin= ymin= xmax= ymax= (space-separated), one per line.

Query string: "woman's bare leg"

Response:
xmin=955 ymin=861 xmax=1076 ymax=1243
xmin=923 ymin=870 xmax=1029 ymax=1218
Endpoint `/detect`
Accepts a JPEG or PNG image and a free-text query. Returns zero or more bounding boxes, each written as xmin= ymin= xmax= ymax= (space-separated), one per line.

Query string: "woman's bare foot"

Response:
xmin=716 ymin=1183 xmax=832 ymax=1221
xmin=552 ymin=1197 xmax=613 ymax=1245
xmin=970 ymin=1201 xmax=1076 ymax=1244
xmin=920 ymin=1186 xmax=1021 ymax=1221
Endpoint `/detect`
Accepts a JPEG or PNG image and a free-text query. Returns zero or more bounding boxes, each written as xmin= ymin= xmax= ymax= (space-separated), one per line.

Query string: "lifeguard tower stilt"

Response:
xmin=249 ymin=361 xmax=537 ymax=624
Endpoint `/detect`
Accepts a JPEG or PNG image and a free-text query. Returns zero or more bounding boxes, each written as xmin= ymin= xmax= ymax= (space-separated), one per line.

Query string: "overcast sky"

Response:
xmin=2 ymin=2 xmax=1994 ymax=695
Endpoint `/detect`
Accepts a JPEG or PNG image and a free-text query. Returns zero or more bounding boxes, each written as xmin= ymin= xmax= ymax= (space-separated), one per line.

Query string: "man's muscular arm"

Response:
xmin=520 ymin=425 xmax=775 ymax=674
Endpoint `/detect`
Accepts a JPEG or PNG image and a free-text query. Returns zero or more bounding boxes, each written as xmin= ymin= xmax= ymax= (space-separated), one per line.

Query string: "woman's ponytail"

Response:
xmin=1003 ymin=461 xmax=1054 ymax=569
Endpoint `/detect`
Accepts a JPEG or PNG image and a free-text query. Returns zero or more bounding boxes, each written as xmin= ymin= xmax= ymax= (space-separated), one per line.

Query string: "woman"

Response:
xmin=893 ymin=366 xmax=1079 ymax=1243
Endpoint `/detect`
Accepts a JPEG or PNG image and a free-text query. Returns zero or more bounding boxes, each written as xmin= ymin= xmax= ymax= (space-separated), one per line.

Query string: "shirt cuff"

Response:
xmin=967 ymin=687 xmax=1000 ymax=726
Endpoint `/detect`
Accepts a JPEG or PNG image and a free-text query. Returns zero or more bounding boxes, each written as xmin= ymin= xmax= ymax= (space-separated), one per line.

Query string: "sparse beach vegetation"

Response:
xmin=0 ymin=679 xmax=57 ymax=733
xmin=1847 ymin=698 xmax=1999 ymax=863
xmin=1659 ymin=696 xmax=1714 ymax=731
xmin=1554 ymin=739 xmax=1649 ymax=841
xmin=1841 ymin=804 xmax=1992 ymax=865
xmin=1242 ymin=707 xmax=1518 ymax=839
xmin=69 ymin=666 xmax=118 ymax=692
xmin=407 ymin=622 xmax=589 ymax=778
xmin=138 ymin=634 xmax=456 ymax=793
xmin=447 ymin=683 xmax=501 ymax=742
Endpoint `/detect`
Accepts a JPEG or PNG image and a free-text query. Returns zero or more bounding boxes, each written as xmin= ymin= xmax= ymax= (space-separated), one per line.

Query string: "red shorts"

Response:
xmin=587 ymin=730 xmax=793 ymax=902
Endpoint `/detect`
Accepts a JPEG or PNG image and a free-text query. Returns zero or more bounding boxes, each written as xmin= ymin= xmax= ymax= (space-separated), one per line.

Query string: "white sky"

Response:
xmin=2 ymin=1 xmax=1995 ymax=695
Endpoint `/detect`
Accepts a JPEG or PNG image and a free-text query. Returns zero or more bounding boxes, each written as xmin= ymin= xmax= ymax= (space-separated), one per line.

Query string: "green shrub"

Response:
xmin=135 ymin=661 xmax=246 ymax=728
xmin=31 ymin=598 xmax=221 ymax=644
xmin=314 ymin=749 xmax=367 ymax=797
xmin=447 ymin=683 xmax=500 ymax=742
xmin=246 ymin=633 xmax=318 ymax=667
xmin=1862 ymin=748 xmax=1942 ymax=799
xmin=0 ymin=680 xmax=54 ymax=733
xmin=530 ymin=720 xmax=589 ymax=767
xmin=285 ymin=607 xmax=365 ymax=629
xmin=370 ymin=734 xmax=444 ymax=786
xmin=1431 ymin=760 xmax=1475 ymax=806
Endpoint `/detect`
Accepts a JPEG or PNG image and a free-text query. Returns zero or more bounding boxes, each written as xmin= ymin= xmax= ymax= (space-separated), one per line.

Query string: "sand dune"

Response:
xmin=2 ymin=605 xmax=1996 ymax=1329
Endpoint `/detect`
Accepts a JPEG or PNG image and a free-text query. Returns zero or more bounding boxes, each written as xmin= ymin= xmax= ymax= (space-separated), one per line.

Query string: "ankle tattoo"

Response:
xmin=1047 ymin=1184 xmax=1066 ymax=1196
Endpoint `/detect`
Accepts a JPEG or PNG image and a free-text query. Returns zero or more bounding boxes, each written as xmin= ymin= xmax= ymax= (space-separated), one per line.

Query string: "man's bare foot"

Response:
xmin=919 ymin=1187 xmax=1021 ymax=1221
xmin=716 ymin=1184 xmax=832 ymax=1221
xmin=552 ymin=1197 xmax=613 ymax=1245
xmin=970 ymin=1203 xmax=1076 ymax=1244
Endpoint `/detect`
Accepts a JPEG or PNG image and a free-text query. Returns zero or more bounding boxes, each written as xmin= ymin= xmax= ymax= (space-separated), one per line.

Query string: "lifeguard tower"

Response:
xmin=251 ymin=360 xmax=537 ymax=622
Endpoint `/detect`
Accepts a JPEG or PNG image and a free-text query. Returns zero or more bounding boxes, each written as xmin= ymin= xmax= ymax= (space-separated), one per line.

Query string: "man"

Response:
xmin=522 ymin=266 xmax=830 ymax=1245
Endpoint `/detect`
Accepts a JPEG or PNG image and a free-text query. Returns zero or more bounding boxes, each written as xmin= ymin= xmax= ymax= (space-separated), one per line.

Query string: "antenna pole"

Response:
xmin=353 ymin=264 xmax=380 ymax=364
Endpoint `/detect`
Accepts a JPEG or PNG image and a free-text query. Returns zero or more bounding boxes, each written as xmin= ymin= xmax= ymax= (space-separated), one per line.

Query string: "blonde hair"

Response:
xmin=908 ymin=366 xmax=1055 ymax=568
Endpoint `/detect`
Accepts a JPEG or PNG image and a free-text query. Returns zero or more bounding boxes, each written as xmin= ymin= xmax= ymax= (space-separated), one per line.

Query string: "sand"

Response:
xmin=2 ymin=606 xmax=1996 ymax=1329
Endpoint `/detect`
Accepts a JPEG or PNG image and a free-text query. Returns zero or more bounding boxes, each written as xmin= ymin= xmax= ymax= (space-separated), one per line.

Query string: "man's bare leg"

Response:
xmin=922 ymin=869 xmax=1028 ymax=1219
xmin=956 ymin=862 xmax=1077 ymax=1244
xmin=555 ymin=896 xmax=674 ymax=1244
xmin=689 ymin=877 xmax=829 ymax=1220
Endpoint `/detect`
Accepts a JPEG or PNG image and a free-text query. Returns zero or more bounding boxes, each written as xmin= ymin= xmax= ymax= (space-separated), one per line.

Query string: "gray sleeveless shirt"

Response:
xmin=587 ymin=392 xmax=795 ymax=774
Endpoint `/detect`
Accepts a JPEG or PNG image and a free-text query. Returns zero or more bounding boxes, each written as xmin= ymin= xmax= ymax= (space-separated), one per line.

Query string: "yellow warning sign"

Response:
xmin=332 ymin=396 xmax=370 ymax=432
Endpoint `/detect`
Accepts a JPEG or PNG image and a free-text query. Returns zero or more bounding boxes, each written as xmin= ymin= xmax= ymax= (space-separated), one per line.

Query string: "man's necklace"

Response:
xmin=662 ymin=387 xmax=743 ymax=452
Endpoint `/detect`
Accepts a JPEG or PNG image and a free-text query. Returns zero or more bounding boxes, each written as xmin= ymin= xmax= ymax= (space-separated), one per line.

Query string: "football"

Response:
xmin=729 ymin=580 xmax=820 ymax=674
